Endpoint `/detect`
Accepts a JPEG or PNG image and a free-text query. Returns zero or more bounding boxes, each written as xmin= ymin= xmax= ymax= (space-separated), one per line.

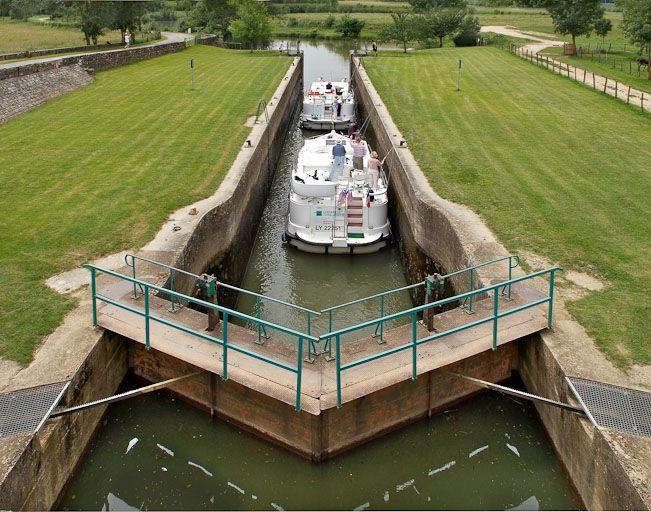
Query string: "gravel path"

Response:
xmin=481 ymin=25 xmax=648 ymax=110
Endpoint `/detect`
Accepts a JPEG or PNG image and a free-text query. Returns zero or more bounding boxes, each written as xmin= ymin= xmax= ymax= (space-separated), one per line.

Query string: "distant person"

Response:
xmin=372 ymin=40 xmax=378 ymax=57
xmin=124 ymin=29 xmax=131 ymax=48
xmin=351 ymin=138 xmax=365 ymax=170
xmin=329 ymin=139 xmax=346 ymax=181
xmin=326 ymin=81 xmax=333 ymax=92
xmin=353 ymin=38 xmax=358 ymax=55
xmin=335 ymin=96 xmax=342 ymax=118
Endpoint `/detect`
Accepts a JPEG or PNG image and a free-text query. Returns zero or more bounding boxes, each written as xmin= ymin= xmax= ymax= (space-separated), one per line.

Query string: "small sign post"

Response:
xmin=190 ymin=59 xmax=195 ymax=90
xmin=457 ymin=59 xmax=462 ymax=91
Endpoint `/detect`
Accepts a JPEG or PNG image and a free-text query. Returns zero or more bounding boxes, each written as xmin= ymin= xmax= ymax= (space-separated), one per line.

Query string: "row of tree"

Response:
xmin=76 ymin=1 xmax=149 ymax=45
xmin=381 ymin=0 xmax=481 ymax=52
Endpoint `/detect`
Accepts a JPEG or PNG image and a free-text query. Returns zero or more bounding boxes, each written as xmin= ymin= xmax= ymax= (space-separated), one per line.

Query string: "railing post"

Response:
xmin=411 ymin=311 xmax=418 ymax=380
xmin=373 ymin=296 xmax=386 ymax=344
xmin=423 ymin=276 xmax=434 ymax=331
xmin=336 ymin=334 xmax=342 ymax=407
xmin=296 ymin=336 xmax=303 ymax=411
xmin=256 ymin=296 xmax=263 ymax=344
xmin=467 ymin=268 xmax=475 ymax=314
xmin=90 ymin=267 xmax=97 ymax=327
xmin=129 ymin=256 xmax=138 ymax=299
xmin=144 ymin=285 xmax=150 ymax=350
xmin=492 ymin=288 xmax=499 ymax=350
xmin=323 ymin=311 xmax=334 ymax=361
xmin=548 ymin=269 xmax=556 ymax=329
xmin=169 ymin=269 xmax=178 ymax=312
xmin=222 ymin=312 xmax=228 ymax=380
xmin=305 ymin=312 xmax=316 ymax=364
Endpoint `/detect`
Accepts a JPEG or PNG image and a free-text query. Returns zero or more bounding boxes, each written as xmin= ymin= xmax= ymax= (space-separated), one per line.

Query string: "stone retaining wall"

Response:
xmin=0 ymin=40 xmax=187 ymax=81
xmin=0 ymin=64 xmax=92 ymax=124
xmin=0 ymin=42 xmax=122 ymax=62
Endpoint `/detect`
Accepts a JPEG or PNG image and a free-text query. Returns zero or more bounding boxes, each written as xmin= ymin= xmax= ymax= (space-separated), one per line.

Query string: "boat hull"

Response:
xmin=284 ymin=228 xmax=391 ymax=255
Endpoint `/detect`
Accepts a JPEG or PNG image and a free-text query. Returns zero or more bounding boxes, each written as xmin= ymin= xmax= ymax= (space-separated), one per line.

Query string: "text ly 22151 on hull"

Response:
xmin=284 ymin=131 xmax=392 ymax=254
xmin=300 ymin=79 xmax=355 ymax=131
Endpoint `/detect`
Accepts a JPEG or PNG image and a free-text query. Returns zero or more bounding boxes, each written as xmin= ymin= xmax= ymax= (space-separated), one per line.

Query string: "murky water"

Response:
xmin=60 ymin=378 xmax=581 ymax=510
xmin=59 ymin=41 xmax=582 ymax=510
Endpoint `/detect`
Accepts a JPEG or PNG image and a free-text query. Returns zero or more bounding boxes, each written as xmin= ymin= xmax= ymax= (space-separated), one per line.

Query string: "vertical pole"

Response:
xmin=456 ymin=59 xmax=461 ymax=92
xmin=548 ymin=269 xmax=556 ymax=329
xmin=379 ymin=295 xmax=385 ymax=343
xmin=615 ymin=81 xmax=618 ymax=99
xmin=90 ymin=267 xmax=97 ymax=327
xmin=593 ymin=73 xmax=596 ymax=89
xmin=307 ymin=312 xmax=311 ymax=337
xmin=336 ymin=334 xmax=342 ymax=407
xmin=144 ymin=285 xmax=150 ymax=350
xmin=411 ymin=311 xmax=418 ymax=380
xmin=169 ymin=269 xmax=177 ymax=312
xmin=222 ymin=312 xmax=228 ymax=380
xmin=604 ymin=77 xmax=608 ymax=94
xmin=208 ymin=294 xmax=219 ymax=331
xmin=507 ymin=257 xmax=513 ymax=301
xmin=295 ymin=336 xmax=303 ymax=411
xmin=256 ymin=296 xmax=262 ymax=344
xmin=467 ymin=268 xmax=474 ymax=314
xmin=492 ymin=288 xmax=499 ymax=350
xmin=130 ymin=257 xmax=138 ymax=299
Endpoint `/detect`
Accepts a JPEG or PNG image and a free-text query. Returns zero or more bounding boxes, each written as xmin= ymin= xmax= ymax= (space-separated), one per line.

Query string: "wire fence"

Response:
xmin=507 ymin=43 xmax=648 ymax=112
xmin=569 ymin=42 xmax=650 ymax=79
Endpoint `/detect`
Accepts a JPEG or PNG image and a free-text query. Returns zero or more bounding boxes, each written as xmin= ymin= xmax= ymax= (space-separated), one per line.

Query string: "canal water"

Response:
xmin=59 ymin=41 xmax=582 ymax=510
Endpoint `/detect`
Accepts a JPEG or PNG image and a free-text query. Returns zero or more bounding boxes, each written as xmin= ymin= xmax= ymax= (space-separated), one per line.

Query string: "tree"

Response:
xmin=110 ymin=1 xmax=149 ymax=43
xmin=9 ymin=0 xmax=36 ymax=19
xmin=593 ymin=17 xmax=612 ymax=44
xmin=452 ymin=14 xmax=480 ymax=46
xmin=418 ymin=7 xmax=467 ymax=47
xmin=188 ymin=0 xmax=238 ymax=40
xmin=336 ymin=15 xmax=365 ymax=38
xmin=380 ymin=12 xmax=419 ymax=52
xmin=620 ymin=0 xmax=651 ymax=77
xmin=229 ymin=0 xmax=272 ymax=51
xmin=408 ymin=0 xmax=467 ymax=12
xmin=77 ymin=1 xmax=112 ymax=45
xmin=545 ymin=0 xmax=604 ymax=53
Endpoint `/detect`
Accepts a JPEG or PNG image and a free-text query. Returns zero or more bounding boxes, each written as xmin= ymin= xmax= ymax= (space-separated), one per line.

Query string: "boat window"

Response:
xmin=326 ymin=140 xmax=336 ymax=146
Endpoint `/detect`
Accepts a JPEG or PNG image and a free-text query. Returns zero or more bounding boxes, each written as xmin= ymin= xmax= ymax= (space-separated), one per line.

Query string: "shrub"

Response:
xmin=336 ymin=14 xmax=365 ymax=38
xmin=453 ymin=31 xmax=478 ymax=46
xmin=323 ymin=14 xmax=336 ymax=28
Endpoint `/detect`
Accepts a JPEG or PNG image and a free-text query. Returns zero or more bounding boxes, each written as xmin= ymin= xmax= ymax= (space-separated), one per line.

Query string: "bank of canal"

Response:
xmin=59 ymin=41 xmax=582 ymax=510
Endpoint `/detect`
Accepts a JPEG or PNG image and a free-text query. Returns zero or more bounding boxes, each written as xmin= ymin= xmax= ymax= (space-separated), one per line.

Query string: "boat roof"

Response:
xmin=297 ymin=131 xmax=369 ymax=176
xmin=308 ymin=79 xmax=350 ymax=95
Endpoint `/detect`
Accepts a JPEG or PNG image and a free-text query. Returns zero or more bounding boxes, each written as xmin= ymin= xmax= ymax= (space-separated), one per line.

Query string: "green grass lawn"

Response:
xmin=365 ymin=47 xmax=650 ymax=367
xmin=0 ymin=46 xmax=290 ymax=364
xmin=0 ymin=18 xmax=123 ymax=53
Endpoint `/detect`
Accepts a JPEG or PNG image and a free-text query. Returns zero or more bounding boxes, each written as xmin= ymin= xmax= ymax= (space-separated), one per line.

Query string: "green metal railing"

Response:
xmin=85 ymin=263 xmax=318 ymax=411
xmin=319 ymin=266 xmax=559 ymax=408
xmin=319 ymin=254 xmax=521 ymax=355
xmin=427 ymin=255 xmax=521 ymax=314
xmin=123 ymin=253 xmax=322 ymax=361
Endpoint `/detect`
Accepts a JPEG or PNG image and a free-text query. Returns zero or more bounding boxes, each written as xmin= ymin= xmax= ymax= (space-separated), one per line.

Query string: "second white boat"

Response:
xmin=284 ymin=131 xmax=391 ymax=254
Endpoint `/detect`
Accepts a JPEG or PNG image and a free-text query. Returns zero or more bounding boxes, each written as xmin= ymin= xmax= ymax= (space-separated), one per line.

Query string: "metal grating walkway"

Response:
xmin=0 ymin=381 xmax=70 ymax=438
xmin=567 ymin=377 xmax=651 ymax=438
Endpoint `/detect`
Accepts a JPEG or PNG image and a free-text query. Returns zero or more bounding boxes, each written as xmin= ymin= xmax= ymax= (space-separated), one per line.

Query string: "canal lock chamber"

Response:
xmin=58 ymin=42 xmax=583 ymax=510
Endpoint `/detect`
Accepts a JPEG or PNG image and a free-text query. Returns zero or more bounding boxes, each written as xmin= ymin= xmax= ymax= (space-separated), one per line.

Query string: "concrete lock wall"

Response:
xmin=130 ymin=338 xmax=518 ymax=461
xmin=350 ymin=55 xmax=648 ymax=509
xmin=0 ymin=332 xmax=128 ymax=510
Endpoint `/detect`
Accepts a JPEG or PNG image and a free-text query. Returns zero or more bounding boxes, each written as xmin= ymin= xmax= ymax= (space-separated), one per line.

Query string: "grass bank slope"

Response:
xmin=0 ymin=45 xmax=290 ymax=363
xmin=365 ymin=47 xmax=650 ymax=367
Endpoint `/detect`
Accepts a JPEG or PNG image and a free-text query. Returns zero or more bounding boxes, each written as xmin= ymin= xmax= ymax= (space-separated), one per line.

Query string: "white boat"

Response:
xmin=284 ymin=131 xmax=391 ymax=254
xmin=300 ymin=79 xmax=355 ymax=131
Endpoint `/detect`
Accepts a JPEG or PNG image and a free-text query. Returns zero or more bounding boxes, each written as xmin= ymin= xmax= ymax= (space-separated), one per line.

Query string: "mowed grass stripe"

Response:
xmin=0 ymin=46 xmax=290 ymax=363
xmin=365 ymin=47 xmax=650 ymax=367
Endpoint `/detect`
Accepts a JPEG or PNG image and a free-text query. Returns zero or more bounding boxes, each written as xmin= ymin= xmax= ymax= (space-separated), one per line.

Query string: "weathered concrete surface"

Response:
xmin=0 ymin=313 xmax=128 ymax=510
xmin=0 ymin=54 xmax=300 ymax=510
xmin=130 ymin=336 xmax=518 ymax=461
xmin=0 ymin=64 xmax=92 ymax=124
xmin=351 ymin=55 xmax=650 ymax=509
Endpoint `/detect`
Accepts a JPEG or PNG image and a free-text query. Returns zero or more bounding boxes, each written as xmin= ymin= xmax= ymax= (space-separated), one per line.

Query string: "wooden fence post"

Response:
xmin=615 ymin=81 xmax=618 ymax=99
xmin=583 ymin=69 xmax=586 ymax=83
xmin=627 ymin=86 xmax=631 ymax=104
xmin=604 ymin=77 xmax=608 ymax=93
xmin=592 ymin=73 xmax=596 ymax=89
